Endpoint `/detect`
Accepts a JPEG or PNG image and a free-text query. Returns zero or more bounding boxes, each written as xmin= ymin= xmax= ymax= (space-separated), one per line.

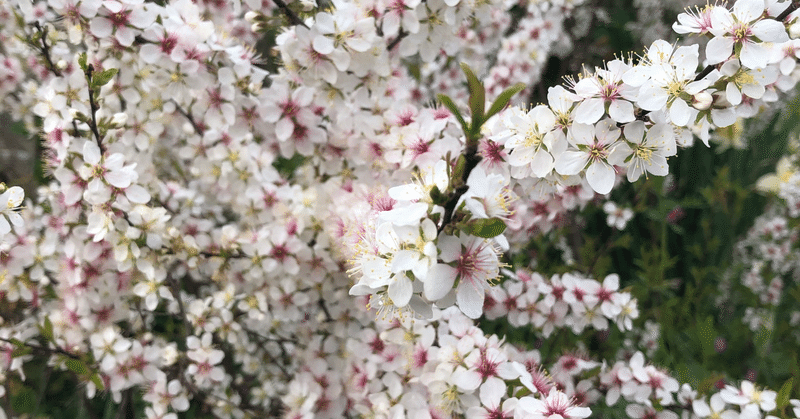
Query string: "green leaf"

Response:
xmin=90 ymin=373 xmax=105 ymax=391
xmin=39 ymin=316 xmax=54 ymax=343
xmin=78 ymin=52 xmax=87 ymax=72
xmin=91 ymin=68 xmax=118 ymax=88
xmin=65 ymin=358 xmax=88 ymax=375
xmin=486 ymin=83 xmax=526 ymax=121
xmin=452 ymin=155 xmax=467 ymax=185
xmin=696 ymin=315 xmax=715 ymax=359
xmin=429 ymin=185 xmax=447 ymax=206
xmin=777 ymin=377 xmax=794 ymax=409
xmin=437 ymin=94 xmax=469 ymax=134
xmin=460 ymin=63 xmax=485 ymax=130
xmin=754 ymin=324 xmax=772 ymax=356
xmin=11 ymin=386 xmax=36 ymax=414
xmin=11 ymin=346 xmax=31 ymax=358
xmin=466 ymin=217 xmax=507 ymax=238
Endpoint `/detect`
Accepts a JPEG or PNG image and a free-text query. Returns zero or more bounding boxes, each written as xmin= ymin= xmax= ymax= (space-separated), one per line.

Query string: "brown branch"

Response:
xmin=33 ymin=22 xmax=62 ymax=77
xmin=84 ymin=65 xmax=106 ymax=155
xmin=171 ymin=100 xmax=204 ymax=135
xmin=0 ymin=336 xmax=82 ymax=360
xmin=437 ymin=140 xmax=483 ymax=234
xmin=387 ymin=29 xmax=407 ymax=51
xmin=272 ymin=0 xmax=308 ymax=28
xmin=777 ymin=0 xmax=800 ymax=22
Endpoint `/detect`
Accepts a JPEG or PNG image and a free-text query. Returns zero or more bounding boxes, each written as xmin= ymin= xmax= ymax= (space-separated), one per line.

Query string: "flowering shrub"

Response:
xmin=0 ymin=0 xmax=799 ymax=418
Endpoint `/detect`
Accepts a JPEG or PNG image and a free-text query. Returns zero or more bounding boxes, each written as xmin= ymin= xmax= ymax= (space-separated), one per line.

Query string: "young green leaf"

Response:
xmin=776 ymin=377 xmax=794 ymax=409
xmin=486 ymin=83 xmax=526 ymax=121
xmin=460 ymin=63 xmax=485 ymax=129
xmin=39 ymin=316 xmax=54 ymax=343
xmin=78 ymin=52 xmax=88 ymax=72
xmin=466 ymin=217 xmax=507 ymax=238
xmin=437 ymin=93 xmax=469 ymax=134
xmin=65 ymin=358 xmax=89 ymax=375
xmin=91 ymin=68 xmax=118 ymax=88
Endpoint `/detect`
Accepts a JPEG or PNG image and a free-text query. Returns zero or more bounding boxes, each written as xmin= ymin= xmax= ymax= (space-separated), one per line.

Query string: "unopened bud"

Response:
xmin=791 ymin=22 xmax=800 ymax=39
xmin=244 ymin=11 xmax=259 ymax=23
xmin=111 ymin=112 xmax=128 ymax=126
xmin=56 ymin=59 xmax=68 ymax=70
xmin=692 ymin=91 xmax=713 ymax=110
xmin=251 ymin=23 xmax=263 ymax=33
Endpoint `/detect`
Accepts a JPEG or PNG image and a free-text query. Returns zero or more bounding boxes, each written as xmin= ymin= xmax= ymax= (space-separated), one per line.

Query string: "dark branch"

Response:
xmin=0 ymin=336 xmax=81 ymax=360
xmin=84 ymin=65 xmax=106 ymax=155
xmin=387 ymin=29 xmax=407 ymax=51
xmin=776 ymin=0 xmax=800 ymax=22
xmin=172 ymin=100 xmax=205 ymax=135
xmin=33 ymin=22 xmax=62 ymax=77
xmin=272 ymin=0 xmax=308 ymax=28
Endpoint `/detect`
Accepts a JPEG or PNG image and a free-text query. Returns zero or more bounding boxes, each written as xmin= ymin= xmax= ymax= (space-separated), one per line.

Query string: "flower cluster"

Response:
xmin=0 ymin=0 xmax=799 ymax=417
xmin=484 ymin=270 xmax=639 ymax=335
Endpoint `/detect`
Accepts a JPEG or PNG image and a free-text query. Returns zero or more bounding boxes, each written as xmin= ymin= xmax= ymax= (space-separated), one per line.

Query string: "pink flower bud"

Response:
xmin=692 ymin=91 xmax=713 ymax=110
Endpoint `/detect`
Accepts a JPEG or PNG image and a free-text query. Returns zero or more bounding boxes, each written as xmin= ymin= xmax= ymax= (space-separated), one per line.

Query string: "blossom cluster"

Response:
xmin=484 ymin=270 xmax=639 ymax=335
xmin=0 ymin=0 xmax=799 ymax=417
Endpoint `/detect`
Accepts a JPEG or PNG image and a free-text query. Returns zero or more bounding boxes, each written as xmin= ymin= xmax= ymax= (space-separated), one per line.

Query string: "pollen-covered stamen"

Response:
xmin=280 ymin=99 xmax=299 ymax=118
xmin=107 ymin=9 xmax=132 ymax=29
xmin=523 ymin=127 xmax=544 ymax=148
xmin=633 ymin=144 xmax=654 ymax=163
xmin=600 ymin=82 xmax=621 ymax=102
xmin=159 ymin=33 xmax=179 ymax=55
xmin=455 ymin=240 xmax=498 ymax=286
xmin=409 ymin=138 xmax=430 ymax=156
xmin=732 ymin=22 xmax=753 ymax=44
xmin=588 ymin=143 xmax=609 ymax=163
xmin=732 ymin=69 xmax=757 ymax=88
xmin=665 ymin=79 xmax=687 ymax=102
xmin=542 ymin=393 xmax=577 ymax=416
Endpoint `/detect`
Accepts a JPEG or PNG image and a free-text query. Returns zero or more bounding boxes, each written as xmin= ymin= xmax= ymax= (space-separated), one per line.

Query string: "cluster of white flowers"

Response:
xmin=484 ymin=270 xmax=639 ymax=335
xmin=0 ymin=185 xmax=24 ymax=242
xmin=0 ymin=0 xmax=799 ymax=417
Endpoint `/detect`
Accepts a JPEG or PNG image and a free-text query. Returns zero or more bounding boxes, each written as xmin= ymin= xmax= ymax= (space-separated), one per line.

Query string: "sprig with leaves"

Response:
xmin=434 ymin=63 xmax=524 ymax=234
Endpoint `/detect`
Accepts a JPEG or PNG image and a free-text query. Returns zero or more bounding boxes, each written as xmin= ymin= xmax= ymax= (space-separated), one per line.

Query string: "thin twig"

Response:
xmin=171 ymin=100 xmax=205 ymax=135
xmin=84 ymin=65 xmax=106 ymax=155
xmin=437 ymin=139 xmax=483 ymax=234
xmin=387 ymin=29 xmax=407 ymax=51
xmin=0 ymin=336 xmax=82 ymax=360
xmin=776 ymin=0 xmax=800 ymax=22
xmin=272 ymin=0 xmax=308 ymax=28
xmin=33 ymin=22 xmax=62 ymax=77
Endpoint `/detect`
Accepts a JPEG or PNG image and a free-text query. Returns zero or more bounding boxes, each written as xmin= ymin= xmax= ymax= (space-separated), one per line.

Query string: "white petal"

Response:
xmin=456 ymin=280 xmax=485 ymax=319
xmin=573 ymin=98 xmax=604 ymax=124
xmin=669 ymin=99 xmax=691 ymax=126
xmin=530 ymin=149 xmax=554 ymax=178
xmin=554 ymin=151 xmax=588 ymax=176
xmin=705 ymin=36 xmax=734 ymax=65
xmin=586 ymin=162 xmax=615 ymax=194
xmin=733 ymin=0 xmax=765 ymax=23
xmin=751 ymin=18 xmax=789 ymax=43
xmin=90 ymin=17 xmax=113 ymax=38
xmin=388 ymin=274 xmax=413 ymax=307
xmin=740 ymin=41 xmax=768 ymax=69
xmin=7 ymin=187 xmax=24 ymax=207
xmin=125 ymin=185 xmax=150 ymax=204
xmin=609 ymin=100 xmax=635 ymax=123
xmin=83 ymin=140 xmax=101 ymax=165
xmin=424 ymin=264 xmax=457 ymax=301
xmin=726 ymin=82 xmax=743 ymax=105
